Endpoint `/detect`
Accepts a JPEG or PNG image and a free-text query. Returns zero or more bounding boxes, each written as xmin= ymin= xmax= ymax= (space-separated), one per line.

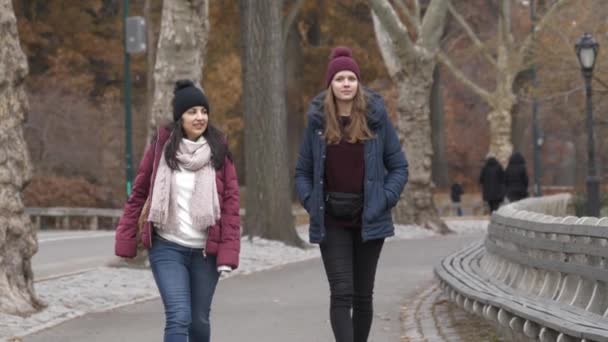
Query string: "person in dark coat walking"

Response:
xmin=450 ymin=183 xmax=464 ymax=216
xmin=295 ymin=46 xmax=408 ymax=342
xmin=479 ymin=156 xmax=505 ymax=213
xmin=505 ymin=152 xmax=529 ymax=202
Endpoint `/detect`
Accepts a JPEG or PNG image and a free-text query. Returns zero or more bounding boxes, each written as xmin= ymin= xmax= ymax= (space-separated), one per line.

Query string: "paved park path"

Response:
xmin=25 ymin=233 xmax=483 ymax=342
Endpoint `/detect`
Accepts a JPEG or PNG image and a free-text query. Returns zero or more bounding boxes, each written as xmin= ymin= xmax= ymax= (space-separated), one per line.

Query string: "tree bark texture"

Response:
xmin=239 ymin=0 xmax=301 ymax=246
xmin=394 ymin=65 xmax=450 ymax=234
xmin=430 ymin=66 xmax=449 ymax=188
xmin=285 ymin=14 xmax=305 ymax=200
xmin=148 ymin=0 xmax=209 ymax=136
xmin=370 ymin=0 xmax=450 ymax=234
xmin=0 ymin=0 xmax=46 ymax=316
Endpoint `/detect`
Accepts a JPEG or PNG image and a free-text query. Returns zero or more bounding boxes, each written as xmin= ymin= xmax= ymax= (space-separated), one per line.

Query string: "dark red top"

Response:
xmin=324 ymin=116 xmax=365 ymax=228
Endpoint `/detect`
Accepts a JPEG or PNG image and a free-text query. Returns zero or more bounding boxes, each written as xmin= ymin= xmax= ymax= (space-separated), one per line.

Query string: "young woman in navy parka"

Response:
xmin=295 ymin=47 xmax=408 ymax=342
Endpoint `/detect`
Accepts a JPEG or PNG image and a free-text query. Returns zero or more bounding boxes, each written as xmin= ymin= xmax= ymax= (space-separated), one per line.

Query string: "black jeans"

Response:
xmin=320 ymin=226 xmax=384 ymax=342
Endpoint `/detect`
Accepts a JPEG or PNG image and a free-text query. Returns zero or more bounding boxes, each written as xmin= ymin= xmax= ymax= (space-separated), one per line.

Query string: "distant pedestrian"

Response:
xmin=450 ymin=182 xmax=464 ymax=216
xmin=479 ymin=156 xmax=505 ymax=213
xmin=295 ymin=46 xmax=408 ymax=342
xmin=115 ymin=80 xmax=240 ymax=342
xmin=505 ymin=152 xmax=529 ymax=202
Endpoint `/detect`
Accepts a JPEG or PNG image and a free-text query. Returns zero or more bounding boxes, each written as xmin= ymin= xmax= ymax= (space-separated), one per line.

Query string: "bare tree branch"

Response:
xmin=394 ymin=0 xmax=420 ymax=32
xmin=447 ymin=1 xmax=497 ymax=68
xmin=372 ymin=11 xmax=402 ymax=78
xmin=368 ymin=0 xmax=415 ymax=60
xmin=518 ymin=84 xmax=583 ymax=102
xmin=414 ymin=0 xmax=421 ymax=22
xmin=519 ymin=0 xmax=574 ymax=62
xmin=437 ymin=50 xmax=493 ymax=104
xmin=419 ymin=0 xmax=448 ymax=51
xmin=282 ymin=0 xmax=304 ymax=49
xmin=501 ymin=0 xmax=514 ymax=47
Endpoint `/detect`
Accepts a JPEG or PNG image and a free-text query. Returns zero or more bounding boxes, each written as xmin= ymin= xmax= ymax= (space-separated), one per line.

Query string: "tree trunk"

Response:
xmin=239 ymin=0 xmax=302 ymax=246
xmin=370 ymin=0 xmax=449 ymax=234
xmin=393 ymin=62 xmax=450 ymax=234
xmin=285 ymin=15 xmax=305 ymax=200
xmin=487 ymin=67 xmax=516 ymax=166
xmin=487 ymin=106 xmax=514 ymax=166
xmin=148 ymin=0 xmax=209 ymax=136
xmin=430 ymin=66 xmax=449 ymax=188
xmin=0 ymin=0 xmax=46 ymax=316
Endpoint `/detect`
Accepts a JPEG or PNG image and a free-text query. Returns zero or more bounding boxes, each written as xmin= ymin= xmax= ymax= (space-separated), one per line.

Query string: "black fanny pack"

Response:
xmin=325 ymin=192 xmax=363 ymax=220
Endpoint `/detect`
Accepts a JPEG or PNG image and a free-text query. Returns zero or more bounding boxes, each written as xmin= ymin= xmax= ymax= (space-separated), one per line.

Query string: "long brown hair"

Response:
xmin=323 ymin=86 xmax=374 ymax=144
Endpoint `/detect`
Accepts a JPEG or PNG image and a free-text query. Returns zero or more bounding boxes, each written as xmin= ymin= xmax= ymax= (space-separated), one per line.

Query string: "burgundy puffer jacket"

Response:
xmin=114 ymin=127 xmax=241 ymax=269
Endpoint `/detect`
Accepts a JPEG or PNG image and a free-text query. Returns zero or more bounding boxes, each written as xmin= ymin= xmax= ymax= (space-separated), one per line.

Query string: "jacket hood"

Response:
xmin=508 ymin=152 xmax=526 ymax=166
xmin=485 ymin=157 xmax=500 ymax=167
xmin=306 ymin=88 xmax=388 ymax=130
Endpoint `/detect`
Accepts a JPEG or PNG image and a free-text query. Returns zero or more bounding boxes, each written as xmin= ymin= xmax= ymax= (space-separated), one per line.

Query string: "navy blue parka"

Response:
xmin=295 ymin=90 xmax=408 ymax=243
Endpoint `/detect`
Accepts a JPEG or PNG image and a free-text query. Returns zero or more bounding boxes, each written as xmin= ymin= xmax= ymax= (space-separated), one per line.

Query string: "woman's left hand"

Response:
xmin=217 ymin=265 xmax=232 ymax=273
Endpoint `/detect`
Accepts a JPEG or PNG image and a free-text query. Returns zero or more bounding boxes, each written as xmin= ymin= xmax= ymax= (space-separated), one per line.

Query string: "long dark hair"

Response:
xmin=164 ymin=120 xmax=231 ymax=171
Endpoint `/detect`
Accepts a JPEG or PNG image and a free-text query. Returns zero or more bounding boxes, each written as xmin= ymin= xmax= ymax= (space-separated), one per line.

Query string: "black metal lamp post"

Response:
xmin=123 ymin=1 xmax=146 ymax=197
xmin=575 ymin=33 xmax=600 ymax=217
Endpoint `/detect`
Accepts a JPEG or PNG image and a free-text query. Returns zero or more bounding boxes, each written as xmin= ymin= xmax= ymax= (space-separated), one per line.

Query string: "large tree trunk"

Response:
xmin=240 ymin=0 xmax=302 ymax=246
xmin=285 ymin=15 xmax=305 ymax=200
xmin=487 ymin=63 xmax=516 ymax=166
xmin=393 ymin=62 xmax=449 ymax=233
xmin=488 ymin=106 xmax=515 ymax=166
xmin=430 ymin=66 xmax=449 ymax=188
xmin=148 ymin=0 xmax=209 ymax=136
xmin=370 ymin=0 xmax=450 ymax=234
xmin=0 ymin=0 xmax=46 ymax=316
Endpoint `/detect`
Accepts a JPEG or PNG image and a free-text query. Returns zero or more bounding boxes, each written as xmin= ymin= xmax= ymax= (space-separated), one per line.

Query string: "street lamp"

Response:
xmin=123 ymin=0 xmax=146 ymax=197
xmin=575 ymin=32 xmax=600 ymax=217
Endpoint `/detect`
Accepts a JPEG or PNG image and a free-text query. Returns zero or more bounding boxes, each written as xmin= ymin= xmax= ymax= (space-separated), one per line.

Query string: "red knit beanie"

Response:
xmin=324 ymin=46 xmax=361 ymax=88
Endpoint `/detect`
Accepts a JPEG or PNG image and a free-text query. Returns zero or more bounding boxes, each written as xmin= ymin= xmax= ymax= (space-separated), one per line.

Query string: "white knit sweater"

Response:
xmin=156 ymin=141 xmax=208 ymax=248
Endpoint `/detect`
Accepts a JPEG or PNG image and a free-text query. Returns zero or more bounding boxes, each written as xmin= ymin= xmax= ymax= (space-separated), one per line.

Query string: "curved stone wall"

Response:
xmin=437 ymin=194 xmax=608 ymax=341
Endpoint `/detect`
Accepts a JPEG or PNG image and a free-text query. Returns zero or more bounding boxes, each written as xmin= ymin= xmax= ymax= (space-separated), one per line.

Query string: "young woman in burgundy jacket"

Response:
xmin=295 ymin=47 xmax=408 ymax=342
xmin=115 ymin=80 xmax=240 ymax=342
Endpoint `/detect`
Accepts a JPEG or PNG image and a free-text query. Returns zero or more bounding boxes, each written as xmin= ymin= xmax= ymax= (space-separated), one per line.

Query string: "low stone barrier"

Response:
xmin=435 ymin=194 xmax=608 ymax=341
xmin=25 ymin=207 xmax=307 ymax=230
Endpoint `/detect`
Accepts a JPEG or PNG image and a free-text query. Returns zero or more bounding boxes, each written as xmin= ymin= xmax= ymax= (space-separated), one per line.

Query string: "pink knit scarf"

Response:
xmin=148 ymin=137 xmax=221 ymax=231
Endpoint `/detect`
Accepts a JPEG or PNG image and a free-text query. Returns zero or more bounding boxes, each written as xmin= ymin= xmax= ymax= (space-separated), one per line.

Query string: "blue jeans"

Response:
xmin=149 ymin=235 xmax=220 ymax=342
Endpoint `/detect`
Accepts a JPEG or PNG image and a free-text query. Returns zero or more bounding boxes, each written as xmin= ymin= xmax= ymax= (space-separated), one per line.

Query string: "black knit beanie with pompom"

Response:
xmin=171 ymin=79 xmax=210 ymax=122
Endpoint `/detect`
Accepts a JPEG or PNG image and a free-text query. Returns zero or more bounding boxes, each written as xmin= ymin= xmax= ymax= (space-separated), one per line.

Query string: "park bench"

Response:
xmin=435 ymin=194 xmax=608 ymax=342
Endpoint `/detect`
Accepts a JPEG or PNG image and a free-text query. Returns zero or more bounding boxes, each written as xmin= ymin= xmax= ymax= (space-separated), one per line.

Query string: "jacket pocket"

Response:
xmin=364 ymin=183 xmax=388 ymax=222
xmin=302 ymin=192 xmax=312 ymax=213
